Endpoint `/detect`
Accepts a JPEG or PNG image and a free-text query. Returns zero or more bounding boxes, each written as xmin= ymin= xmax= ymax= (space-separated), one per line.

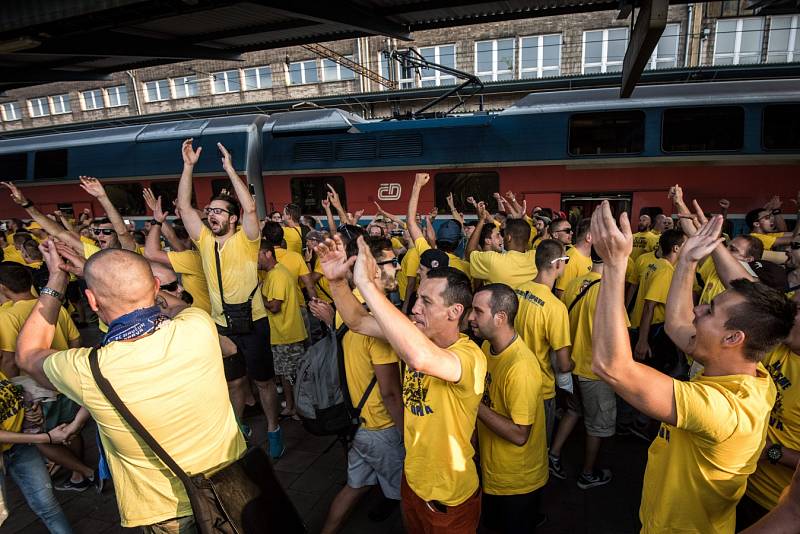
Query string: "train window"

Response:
xmin=211 ymin=179 xmax=252 ymax=200
xmin=0 ymin=153 xmax=27 ymax=180
xmin=763 ymin=105 xmax=800 ymax=150
xmin=434 ymin=172 xmax=499 ymax=213
xmin=104 ymin=183 xmax=145 ymax=216
xmin=34 ymin=149 xmax=68 ymax=179
xmin=291 ymin=176 xmax=346 ymax=216
xmin=662 ymin=107 xmax=744 ymax=152
xmin=149 ymin=181 xmax=179 ymax=212
xmin=568 ymin=111 xmax=645 ymax=156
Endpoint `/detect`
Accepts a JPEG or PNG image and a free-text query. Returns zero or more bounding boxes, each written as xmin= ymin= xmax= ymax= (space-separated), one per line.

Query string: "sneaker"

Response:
xmin=268 ymin=426 xmax=286 ymax=459
xmin=577 ymin=469 xmax=613 ymax=490
xmin=548 ymin=454 xmax=567 ymax=480
xmin=55 ymin=477 xmax=93 ymax=492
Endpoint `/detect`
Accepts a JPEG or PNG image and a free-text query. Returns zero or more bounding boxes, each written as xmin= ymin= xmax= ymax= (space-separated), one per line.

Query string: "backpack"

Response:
xmin=293 ymin=323 xmax=377 ymax=443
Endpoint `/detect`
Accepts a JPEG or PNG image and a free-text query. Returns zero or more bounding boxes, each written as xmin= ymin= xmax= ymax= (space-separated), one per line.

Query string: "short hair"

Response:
xmin=745 ymin=208 xmax=764 ymax=231
xmin=474 ymin=283 xmax=519 ymax=326
xmin=479 ymin=224 xmax=497 ymax=246
xmin=261 ymin=221 xmax=284 ymax=246
xmin=504 ymin=219 xmax=531 ymax=244
xmin=658 ymin=229 xmax=685 ymax=256
xmin=535 ymin=239 xmax=565 ymax=270
xmin=435 ymin=239 xmax=458 ymax=253
xmin=173 ymin=226 xmax=189 ymax=241
xmin=575 ymin=218 xmax=591 ymax=240
xmin=269 ymin=211 xmax=282 ymax=219
xmin=12 ymin=232 xmax=33 ymax=246
xmin=548 ymin=219 xmax=569 ymax=234
xmin=0 ymin=261 xmax=32 ymax=293
xmin=210 ymin=194 xmax=240 ymax=218
xmin=284 ymin=203 xmax=301 ymax=222
xmin=426 ymin=267 xmax=473 ymax=318
xmin=10 ymin=218 xmax=23 ymax=229
xmin=345 ymin=235 xmax=392 ymax=259
xmin=259 ymin=239 xmax=275 ymax=257
xmin=539 ymin=208 xmax=554 ymax=221
xmin=21 ymin=239 xmax=42 ymax=260
xmin=93 ymin=217 xmax=111 ymax=226
xmin=725 ymin=279 xmax=797 ymax=361
xmin=133 ymin=230 xmax=146 ymax=245
xmin=338 ymin=224 xmax=366 ymax=246
xmin=735 ymin=234 xmax=764 ymax=261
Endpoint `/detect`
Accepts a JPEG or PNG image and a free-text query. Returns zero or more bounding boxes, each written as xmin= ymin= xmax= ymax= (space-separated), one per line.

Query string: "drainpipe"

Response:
xmin=126 ymin=70 xmax=142 ymax=115
xmin=684 ymin=4 xmax=693 ymax=67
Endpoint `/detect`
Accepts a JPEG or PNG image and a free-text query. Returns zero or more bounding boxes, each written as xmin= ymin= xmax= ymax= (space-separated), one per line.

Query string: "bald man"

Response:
xmin=16 ymin=244 xmax=244 ymax=531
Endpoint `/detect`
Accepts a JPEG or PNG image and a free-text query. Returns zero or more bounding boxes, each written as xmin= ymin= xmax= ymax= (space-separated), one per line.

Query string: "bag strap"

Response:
xmin=334 ymin=324 xmax=377 ymax=421
xmin=567 ymin=279 xmax=601 ymax=314
xmin=214 ymin=242 xmax=226 ymax=306
xmin=88 ymin=348 xmax=194 ymax=490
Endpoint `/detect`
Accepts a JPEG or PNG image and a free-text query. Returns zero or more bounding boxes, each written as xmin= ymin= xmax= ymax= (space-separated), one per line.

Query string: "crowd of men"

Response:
xmin=0 ymin=138 xmax=799 ymax=533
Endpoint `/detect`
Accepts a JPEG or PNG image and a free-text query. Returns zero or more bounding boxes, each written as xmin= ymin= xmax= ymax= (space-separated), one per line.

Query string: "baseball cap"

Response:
xmin=749 ymin=260 xmax=788 ymax=292
xmin=436 ymin=220 xmax=462 ymax=243
xmin=420 ymin=249 xmax=449 ymax=270
xmin=533 ymin=214 xmax=552 ymax=225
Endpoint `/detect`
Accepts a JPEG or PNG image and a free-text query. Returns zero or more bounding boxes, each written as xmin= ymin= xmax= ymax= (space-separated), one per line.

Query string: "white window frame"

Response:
xmin=1 ymin=102 xmax=22 ymax=121
xmin=582 ymin=28 xmax=629 ymax=74
xmin=171 ymin=75 xmax=198 ymax=99
xmin=51 ymin=94 xmax=71 ymax=115
xmin=28 ymin=97 xmax=50 ymax=117
xmin=106 ymin=85 xmax=128 ymax=107
xmin=474 ymin=38 xmax=515 ymax=81
xmin=81 ymin=89 xmax=104 ymax=110
xmin=713 ymin=18 xmax=765 ymax=65
xmin=519 ymin=34 xmax=561 ymax=79
xmin=211 ymin=70 xmax=241 ymax=94
xmin=321 ymin=56 xmax=357 ymax=82
xmin=767 ymin=15 xmax=799 ymax=63
xmin=646 ymin=23 xmax=681 ymax=70
xmin=144 ymin=79 xmax=170 ymax=102
xmin=417 ymin=44 xmax=457 ymax=86
xmin=242 ymin=66 xmax=272 ymax=90
xmin=287 ymin=60 xmax=319 ymax=85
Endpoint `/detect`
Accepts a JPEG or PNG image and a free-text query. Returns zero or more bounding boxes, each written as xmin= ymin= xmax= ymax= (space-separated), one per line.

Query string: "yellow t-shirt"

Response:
xmin=750 ymin=232 xmax=778 ymax=251
xmin=167 ymin=250 xmax=211 ymax=314
xmin=630 ymin=257 xmax=670 ymax=328
xmin=402 ymin=334 xmax=486 ymax=506
xmin=641 ymin=261 xmax=675 ymax=326
xmin=2 ymin=245 xmax=25 ymax=265
xmin=83 ymin=241 xmax=101 ymax=259
xmin=283 ymin=226 xmax=303 ymax=255
xmin=631 ymin=231 xmax=659 ymax=261
xmin=628 ymin=251 xmax=657 ymax=286
xmin=343 ymin=330 xmax=400 ymax=430
xmin=469 ymin=249 xmax=537 ymax=288
xmin=262 ymin=264 xmax=308 ymax=345
xmin=555 ymin=247 xmax=592 ymax=292
xmin=0 ymin=299 xmax=80 ymax=353
xmin=514 ymin=281 xmax=571 ymax=400
xmin=313 ymin=258 xmax=333 ymax=304
xmin=747 ymin=345 xmax=800 ymax=509
xmin=193 ymin=227 xmax=266 ymax=327
xmin=390 ymin=237 xmax=404 ymax=251
xmin=562 ymin=272 xmax=607 ymax=381
xmin=640 ymin=367 xmax=776 ymax=533
xmin=0 ymin=372 xmax=25 ymax=453
xmin=398 ymin=246 xmax=420 ymax=300
xmin=698 ymin=258 xmax=725 ymax=306
xmin=414 ymin=237 xmax=471 ymax=279
xmin=275 ymin=247 xmax=311 ymax=305
xmin=42 ymin=308 xmax=246 ymax=528
xmin=478 ymin=336 xmax=547 ymax=495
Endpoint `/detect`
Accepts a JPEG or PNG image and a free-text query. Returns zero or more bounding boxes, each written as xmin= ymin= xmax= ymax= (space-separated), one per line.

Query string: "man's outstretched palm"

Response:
xmin=315 ymin=235 xmax=355 ymax=282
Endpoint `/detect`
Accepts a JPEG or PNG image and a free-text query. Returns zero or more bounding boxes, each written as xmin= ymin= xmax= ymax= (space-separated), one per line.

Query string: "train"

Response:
xmin=1 ymin=78 xmax=798 ymax=234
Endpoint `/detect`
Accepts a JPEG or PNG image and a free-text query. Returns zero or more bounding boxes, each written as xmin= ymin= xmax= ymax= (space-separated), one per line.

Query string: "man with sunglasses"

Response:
xmin=746 ymin=199 xmax=800 ymax=251
xmin=514 ymin=239 xmax=573 ymax=447
xmin=555 ymin=218 xmax=593 ymax=299
xmin=176 ymin=139 xmax=284 ymax=458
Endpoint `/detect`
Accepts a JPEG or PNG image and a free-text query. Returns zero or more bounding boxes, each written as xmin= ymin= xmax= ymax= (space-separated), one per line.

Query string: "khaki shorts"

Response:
xmin=578 ymin=378 xmax=617 ymax=438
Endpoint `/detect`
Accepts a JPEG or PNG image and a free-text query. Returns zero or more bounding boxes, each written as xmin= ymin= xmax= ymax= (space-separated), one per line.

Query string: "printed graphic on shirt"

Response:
xmin=482 ymin=372 xmax=493 ymax=408
xmin=0 ymin=378 xmax=23 ymax=422
xmin=765 ymin=359 xmax=793 ymax=431
xmin=403 ymin=369 xmax=434 ymax=416
xmin=516 ymin=289 xmax=545 ymax=307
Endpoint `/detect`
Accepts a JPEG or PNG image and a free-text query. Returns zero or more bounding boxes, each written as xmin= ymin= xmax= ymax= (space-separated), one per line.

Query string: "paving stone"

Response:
xmin=289 ymin=466 xmax=345 ymax=494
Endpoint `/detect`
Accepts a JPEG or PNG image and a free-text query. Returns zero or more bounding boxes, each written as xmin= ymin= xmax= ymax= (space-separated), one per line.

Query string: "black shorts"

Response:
xmin=481 ymin=489 xmax=542 ymax=534
xmin=218 ymin=317 xmax=274 ymax=382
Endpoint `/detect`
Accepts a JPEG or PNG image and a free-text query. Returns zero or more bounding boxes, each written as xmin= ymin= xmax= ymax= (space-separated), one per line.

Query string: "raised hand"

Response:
xmin=679 ymin=214 xmax=724 ymax=263
xmin=353 ymin=236 xmax=381 ymax=290
xmin=590 ymin=200 xmax=632 ymax=266
xmin=429 ymin=207 xmax=439 ymax=220
xmin=373 ymin=201 xmax=385 ymax=215
xmin=309 ymin=298 xmax=335 ymax=327
xmin=326 ymin=184 xmax=342 ymax=208
xmin=38 ymin=240 xmax=66 ymax=278
xmin=668 ymin=184 xmax=684 ymax=205
xmin=217 ymin=142 xmax=233 ymax=171
xmin=504 ymin=191 xmax=516 ymax=202
xmin=476 ymin=201 xmax=489 ymax=222
xmin=143 ymin=188 xmax=158 ymax=212
xmin=322 ymin=198 xmax=331 ymax=210
xmin=315 ymin=234 xmax=355 ymax=282
xmin=764 ymin=195 xmax=782 ymax=212
xmin=152 ymin=196 xmax=167 ymax=223
xmin=78 ymin=176 xmax=107 ymax=199
xmin=466 ymin=196 xmax=477 ymax=207
xmin=446 ymin=192 xmax=456 ymax=210
xmin=55 ymin=242 xmax=86 ymax=277
xmin=352 ymin=209 xmax=365 ymax=223
xmin=182 ymin=138 xmax=202 ymax=166
xmin=718 ymin=198 xmax=730 ymax=211
xmin=413 ymin=172 xmax=430 ymax=189
xmin=1 ymin=181 xmax=28 ymax=206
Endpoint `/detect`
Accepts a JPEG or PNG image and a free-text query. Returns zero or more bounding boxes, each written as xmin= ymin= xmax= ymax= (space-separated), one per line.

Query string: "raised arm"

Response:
xmin=446 ymin=193 xmax=464 ymax=226
xmin=217 ymin=143 xmax=258 ymax=240
xmin=466 ymin=202 xmax=491 ymax=259
xmin=423 ymin=210 xmax=437 ymax=247
xmin=322 ymin=197 xmax=337 ymax=233
xmin=407 ymin=173 xmax=429 ymax=244
xmin=143 ymin=222 xmax=170 ymax=265
xmin=591 ymin=201 xmax=677 ymax=425
xmin=144 ymin=188 xmax=185 ymax=252
xmin=326 ymin=184 xmax=349 ymax=225
xmin=177 ymin=139 xmax=204 ymax=241
xmin=1 ymin=182 xmax=83 ymax=252
xmin=78 ymin=176 xmax=136 ymax=251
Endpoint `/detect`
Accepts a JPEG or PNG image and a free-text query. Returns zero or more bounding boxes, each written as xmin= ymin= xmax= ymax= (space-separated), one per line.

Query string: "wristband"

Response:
xmin=40 ymin=287 xmax=63 ymax=300
xmin=772 ymin=209 xmax=781 ymax=215
xmin=150 ymin=220 xmax=162 ymax=226
xmin=20 ymin=200 xmax=33 ymax=209
xmin=44 ymin=432 xmax=52 ymax=444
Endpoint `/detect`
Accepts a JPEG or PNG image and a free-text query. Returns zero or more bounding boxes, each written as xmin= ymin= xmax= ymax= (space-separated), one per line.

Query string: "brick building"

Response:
xmin=1 ymin=1 xmax=798 ymax=132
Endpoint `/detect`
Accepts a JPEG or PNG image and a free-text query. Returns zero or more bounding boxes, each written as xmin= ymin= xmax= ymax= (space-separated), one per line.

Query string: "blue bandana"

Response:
xmin=102 ymin=305 xmax=169 ymax=346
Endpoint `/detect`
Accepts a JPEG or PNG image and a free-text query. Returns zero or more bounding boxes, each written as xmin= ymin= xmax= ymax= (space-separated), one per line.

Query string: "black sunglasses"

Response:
xmin=92 ymin=228 xmax=116 ymax=236
xmin=376 ymin=257 xmax=399 ymax=267
xmin=160 ymin=280 xmax=179 ymax=292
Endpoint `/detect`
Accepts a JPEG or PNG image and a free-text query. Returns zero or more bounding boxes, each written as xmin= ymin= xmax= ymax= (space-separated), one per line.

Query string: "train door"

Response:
xmin=561 ymin=193 xmax=632 ymax=228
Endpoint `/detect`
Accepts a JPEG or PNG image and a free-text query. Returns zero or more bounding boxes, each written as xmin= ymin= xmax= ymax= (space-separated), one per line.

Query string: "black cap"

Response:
xmin=420 ymin=249 xmax=450 ymax=270
xmin=749 ymin=260 xmax=788 ymax=292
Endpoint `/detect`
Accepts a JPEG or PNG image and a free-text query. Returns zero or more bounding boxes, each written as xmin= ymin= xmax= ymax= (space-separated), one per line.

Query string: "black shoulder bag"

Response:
xmin=567 ymin=279 xmax=602 ymax=314
xmin=88 ymin=348 xmax=305 ymax=534
xmin=214 ymin=242 xmax=257 ymax=336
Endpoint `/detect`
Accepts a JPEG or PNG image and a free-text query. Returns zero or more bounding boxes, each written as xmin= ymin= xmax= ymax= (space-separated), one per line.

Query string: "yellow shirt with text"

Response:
xmin=640 ymin=367 xmax=776 ymax=533
xmin=555 ymin=247 xmax=592 ymax=292
xmin=414 ymin=237 xmax=471 ymax=279
xmin=478 ymin=337 xmax=547 ymax=495
xmin=630 ymin=257 xmax=670 ymax=328
xmin=262 ymin=263 xmax=307 ymax=345
xmin=641 ymin=261 xmax=675 ymax=326
xmin=0 ymin=371 xmax=25 ymax=453
xmin=403 ymin=334 xmax=486 ymax=506
xmin=343 ymin=330 xmax=400 ymax=430
xmin=167 ymin=250 xmax=212 ymax=314
xmin=469 ymin=249 xmax=537 ymax=288
xmin=631 ymin=231 xmax=659 ymax=261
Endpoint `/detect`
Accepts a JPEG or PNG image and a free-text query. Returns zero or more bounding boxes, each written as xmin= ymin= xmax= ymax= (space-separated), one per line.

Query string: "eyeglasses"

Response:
xmin=550 ymin=256 xmax=570 ymax=265
xmin=791 ymin=242 xmax=800 ymax=250
xmin=554 ymin=227 xmax=573 ymax=234
xmin=92 ymin=228 xmax=116 ymax=236
xmin=376 ymin=258 xmax=399 ymax=267
xmin=160 ymin=280 xmax=179 ymax=292
xmin=204 ymin=207 xmax=232 ymax=216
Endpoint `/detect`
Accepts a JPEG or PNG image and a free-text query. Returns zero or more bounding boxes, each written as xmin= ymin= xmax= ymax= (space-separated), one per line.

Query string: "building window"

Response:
xmin=212 ymin=70 xmax=240 ymax=94
xmin=106 ymin=85 xmax=128 ymax=107
xmin=647 ymin=24 xmax=681 ymax=70
xmin=321 ymin=56 xmax=357 ymax=82
xmin=144 ymin=79 xmax=170 ymax=102
xmin=1 ymin=102 xmax=21 ymax=121
xmin=28 ymin=97 xmax=50 ymax=118
xmin=243 ymin=66 xmax=272 ymax=90
xmin=288 ymin=60 xmax=319 ymax=85
xmin=475 ymin=38 xmax=515 ymax=81
xmin=51 ymin=94 xmax=71 ymax=115
xmin=81 ymin=89 xmax=104 ymax=110
xmin=767 ymin=15 xmax=799 ymax=63
xmin=379 ymin=51 xmax=418 ymax=89
xmin=713 ymin=18 xmax=764 ymax=65
xmin=582 ymin=28 xmax=629 ymax=74
xmin=417 ymin=44 xmax=457 ymax=87
xmin=172 ymin=76 xmax=198 ymax=99
xmin=520 ymin=34 xmax=561 ymax=79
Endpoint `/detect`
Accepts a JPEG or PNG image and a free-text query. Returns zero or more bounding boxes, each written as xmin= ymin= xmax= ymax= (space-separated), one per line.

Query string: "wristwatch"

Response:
xmin=20 ymin=200 xmax=33 ymax=209
xmin=150 ymin=219 xmax=162 ymax=226
xmin=40 ymin=287 xmax=63 ymax=300
xmin=771 ymin=208 xmax=782 ymax=215
xmin=767 ymin=443 xmax=783 ymax=464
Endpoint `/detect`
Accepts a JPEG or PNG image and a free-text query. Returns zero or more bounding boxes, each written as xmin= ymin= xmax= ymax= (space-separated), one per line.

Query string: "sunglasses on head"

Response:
xmin=92 ymin=228 xmax=116 ymax=236
xmin=376 ymin=257 xmax=399 ymax=267
xmin=204 ymin=207 xmax=232 ymax=216
xmin=160 ymin=280 xmax=179 ymax=292
xmin=550 ymin=256 xmax=570 ymax=265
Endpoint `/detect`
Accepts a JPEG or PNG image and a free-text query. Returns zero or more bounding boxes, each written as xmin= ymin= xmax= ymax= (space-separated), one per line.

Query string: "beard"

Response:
xmin=381 ymin=271 xmax=399 ymax=293
xmin=210 ymin=219 xmax=230 ymax=236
